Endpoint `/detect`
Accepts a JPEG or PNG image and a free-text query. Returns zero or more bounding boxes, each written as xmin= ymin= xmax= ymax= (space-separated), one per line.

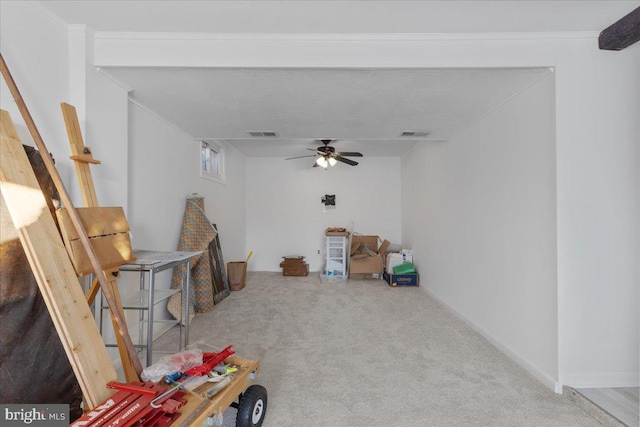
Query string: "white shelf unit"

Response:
xmin=325 ymin=235 xmax=348 ymax=277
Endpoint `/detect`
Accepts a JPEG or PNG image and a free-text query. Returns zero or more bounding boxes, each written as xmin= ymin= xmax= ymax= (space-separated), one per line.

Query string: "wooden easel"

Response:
xmin=58 ymin=102 xmax=140 ymax=383
xmin=0 ymin=53 xmax=143 ymax=397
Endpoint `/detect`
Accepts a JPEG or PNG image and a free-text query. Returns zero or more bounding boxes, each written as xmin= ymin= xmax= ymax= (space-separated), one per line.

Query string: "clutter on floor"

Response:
xmin=280 ymin=255 xmax=309 ymax=276
xmin=319 ymin=228 xmax=419 ymax=285
xmin=71 ymin=346 xmax=266 ymax=427
xmin=227 ymin=251 xmax=252 ymax=291
xmin=170 ymin=195 xmax=229 ymax=317
xmin=349 ymin=234 xmax=390 ymax=279
xmin=383 ymin=249 xmax=419 ymax=287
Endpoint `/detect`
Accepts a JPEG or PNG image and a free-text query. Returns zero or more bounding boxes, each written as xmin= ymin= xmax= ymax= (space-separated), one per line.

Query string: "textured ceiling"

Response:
xmin=105 ymin=67 xmax=551 ymax=157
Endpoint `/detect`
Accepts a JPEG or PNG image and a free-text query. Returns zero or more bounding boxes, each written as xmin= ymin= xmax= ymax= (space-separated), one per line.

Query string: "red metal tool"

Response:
xmin=71 ymin=381 xmax=186 ymax=427
xmin=184 ymin=346 xmax=235 ymax=376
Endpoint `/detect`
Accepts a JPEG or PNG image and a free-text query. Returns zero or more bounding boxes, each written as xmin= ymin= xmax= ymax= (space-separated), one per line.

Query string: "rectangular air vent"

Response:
xmin=247 ymin=131 xmax=279 ymax=137
xmin=401 ymin=131 xmax=430 ymax=137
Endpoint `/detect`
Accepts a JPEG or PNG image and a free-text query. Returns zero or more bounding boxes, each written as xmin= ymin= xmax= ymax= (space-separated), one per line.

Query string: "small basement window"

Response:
xmin=200 ymin=140 xmax=225 ymax=183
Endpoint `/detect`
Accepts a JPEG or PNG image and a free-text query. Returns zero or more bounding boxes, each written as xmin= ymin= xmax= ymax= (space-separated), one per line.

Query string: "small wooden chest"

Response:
xmin=280 ymin=256 xmax=309 ymax=276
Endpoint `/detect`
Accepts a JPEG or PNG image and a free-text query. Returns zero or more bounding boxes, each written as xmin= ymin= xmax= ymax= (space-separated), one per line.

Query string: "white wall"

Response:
xmin=246 ymin=156 xmax=401 ymax=271
xmin=127 ymin=103 xmax=246 ymax=265
xmin=395 ymin=40 xmax=637 ymax=390
xmin=554 ymin=45 xmax=639 ymax=388
xmin=0 ymin=2 xmax=72 ymax=185
xmin=84 ymin=46 xmax=130 ymax=209
xmin=0 ymin=4 xmax=130 ymax=210
xmin=402 ymin=72 xmax=559 ymax=389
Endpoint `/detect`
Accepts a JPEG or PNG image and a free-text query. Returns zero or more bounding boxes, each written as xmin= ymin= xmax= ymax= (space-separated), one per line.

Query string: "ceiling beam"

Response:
xmin=599 ymin=6 xmax=640 ymax=51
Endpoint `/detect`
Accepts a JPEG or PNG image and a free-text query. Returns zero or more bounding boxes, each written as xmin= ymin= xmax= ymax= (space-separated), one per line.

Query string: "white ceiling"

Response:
xmin=37 ymin=1 xmax=637 ymax=157
xmin=103 ymin=67 xmax=550 ymax=157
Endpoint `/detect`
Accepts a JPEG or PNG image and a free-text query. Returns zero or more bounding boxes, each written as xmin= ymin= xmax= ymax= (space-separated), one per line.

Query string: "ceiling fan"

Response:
xmin=285 ymin=139 xmax=363 ymax=168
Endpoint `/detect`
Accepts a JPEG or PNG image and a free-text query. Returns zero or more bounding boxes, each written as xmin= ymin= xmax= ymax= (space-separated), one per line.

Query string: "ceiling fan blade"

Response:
xmin=285 ymin=154 xmax=317 ymax=160
xmin=334 ymin=155 xmax=358 ymax=166
xmin=335 ymin=151 xmax=363 ymax=157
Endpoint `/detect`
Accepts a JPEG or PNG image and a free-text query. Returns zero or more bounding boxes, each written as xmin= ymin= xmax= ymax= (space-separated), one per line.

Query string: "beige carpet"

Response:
xmin=169 ymin=272 xmax=602 ymax=427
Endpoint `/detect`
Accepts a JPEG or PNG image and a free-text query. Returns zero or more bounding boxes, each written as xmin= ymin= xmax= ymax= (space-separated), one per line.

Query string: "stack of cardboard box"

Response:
xmin=348 ymin=235 xmax=390 ymax=279
xmin=383 ymin=249 xmax=419 ymax=287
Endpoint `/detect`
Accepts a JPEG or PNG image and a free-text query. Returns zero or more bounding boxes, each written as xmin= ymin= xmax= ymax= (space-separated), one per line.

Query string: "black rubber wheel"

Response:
xmin=236 ymin=385 xmax=268 ymax=427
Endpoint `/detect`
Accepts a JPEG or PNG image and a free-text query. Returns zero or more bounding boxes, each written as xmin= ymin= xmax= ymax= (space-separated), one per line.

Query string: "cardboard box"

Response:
xmin=325 ymin=227 xmax=349 ymax=237
xmin=383 ymin=271 xmax=419 ymax=287
xmin=349 ymin=235 xmax=388 ymax=279
xmin=349 ymin=272 xmax=382 ymax=280
xmin=349 ymin=255 xmax=383 ymax=275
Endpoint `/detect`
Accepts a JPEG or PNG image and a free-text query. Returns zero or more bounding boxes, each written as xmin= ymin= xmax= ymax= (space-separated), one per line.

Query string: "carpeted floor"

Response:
xmin=167 ymin=272 xmax=602 ymax=427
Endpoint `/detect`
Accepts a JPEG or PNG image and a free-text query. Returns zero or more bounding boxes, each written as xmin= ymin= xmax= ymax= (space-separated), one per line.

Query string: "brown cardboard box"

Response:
xmin=349 ymin=256 xmax=383 ymax=275
xmin=349 ymin=235 xmax=385 ymax=278
xmin=325 ymin=227 xmax=349 ymax=237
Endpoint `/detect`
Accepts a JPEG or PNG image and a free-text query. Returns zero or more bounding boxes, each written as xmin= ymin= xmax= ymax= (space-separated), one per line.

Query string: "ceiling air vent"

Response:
xmin=401 ymin=131 xmax=430 ymax=137
xmin=247 ymin=131 xmax=279 ymax=137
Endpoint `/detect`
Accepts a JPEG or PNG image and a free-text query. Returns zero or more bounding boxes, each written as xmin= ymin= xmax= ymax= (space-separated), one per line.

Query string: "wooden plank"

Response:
xmin=60 ymin=102 xmax=100 ymax=207
xmin=599 ymin=6 xmax=640 ymax=50
xmin=67 ymin=233 xmax=135 ymax=276
xmin=104 ymin=269 xmax=141 ymax=384
xmin=0 ymin=54 xmax=143 ymax=382
xmin=57 ymin=206 xmax=131 ymax=239
xmin=86 ymin=276 xmax=101 ymax=305
xmin=0 ymin=109 xmax=117 ymax=407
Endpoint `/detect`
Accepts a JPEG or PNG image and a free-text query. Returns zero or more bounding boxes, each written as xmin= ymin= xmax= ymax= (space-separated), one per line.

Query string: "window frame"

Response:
xmin=200 ymin=139 xmax=226 ymax=184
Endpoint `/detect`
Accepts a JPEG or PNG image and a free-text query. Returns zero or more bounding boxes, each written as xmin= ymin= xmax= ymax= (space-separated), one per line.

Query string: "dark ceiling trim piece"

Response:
xmin=599 ymin=6 xmax=640 ymax=51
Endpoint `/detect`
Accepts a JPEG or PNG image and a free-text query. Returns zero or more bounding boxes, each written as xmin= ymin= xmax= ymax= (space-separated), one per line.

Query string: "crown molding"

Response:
xmin=94 ymin=31 xmax=600 ymax=43
xmin=96 ymin=68 xmax=133 ymax=92
xmin=128 ymin=97 xmax=195 ymax=141
xmin=28 ymin=1 xmax=68 ymax=28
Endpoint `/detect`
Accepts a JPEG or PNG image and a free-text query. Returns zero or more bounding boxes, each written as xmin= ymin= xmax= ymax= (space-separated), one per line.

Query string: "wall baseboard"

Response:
xmin=423 ymin=288 xmax=562 ymax=394
xmin=562 ymin=372 xmax=640 ymax=389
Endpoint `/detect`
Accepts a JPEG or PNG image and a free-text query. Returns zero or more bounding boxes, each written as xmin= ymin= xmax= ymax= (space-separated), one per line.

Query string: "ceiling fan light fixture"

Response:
xmin=328 ymin=157 xmax=337 ymax=167
xmin=316 ymin=156 xmax=328 ymax=168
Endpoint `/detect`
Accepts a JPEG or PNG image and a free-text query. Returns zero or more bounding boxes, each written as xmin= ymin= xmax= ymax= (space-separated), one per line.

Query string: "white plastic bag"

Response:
xmin=141 ymin=348 xmax=203 ymax=382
